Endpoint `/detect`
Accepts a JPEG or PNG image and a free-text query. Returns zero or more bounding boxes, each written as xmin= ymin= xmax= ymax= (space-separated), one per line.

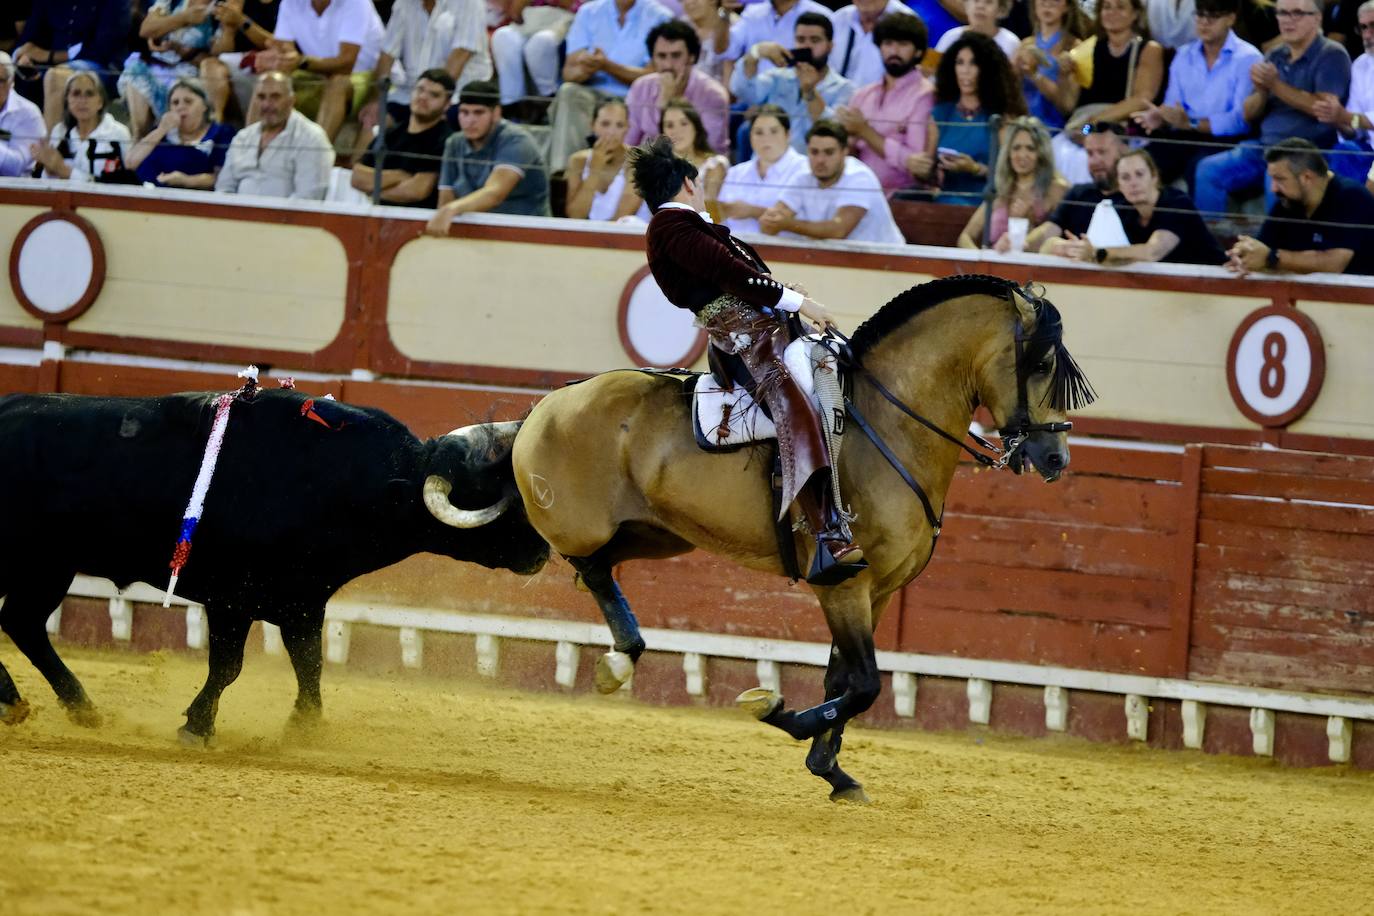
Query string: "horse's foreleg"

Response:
xmin=804 ymin=644 xmax=868 ymax=803
xmin=740 ymin=586 xmax=880 ymax=731
xmin=566 ymin=556 xmax=646 ymax=694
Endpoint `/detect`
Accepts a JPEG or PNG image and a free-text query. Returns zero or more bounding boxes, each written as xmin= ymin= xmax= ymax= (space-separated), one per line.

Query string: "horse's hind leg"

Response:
xmin=804 ymin=644 xmax=868 ymax=803
xmin=0 ymin=572 xmax=98 ymax=726
xmin=566 ymin=555 xmax=646 ymax=694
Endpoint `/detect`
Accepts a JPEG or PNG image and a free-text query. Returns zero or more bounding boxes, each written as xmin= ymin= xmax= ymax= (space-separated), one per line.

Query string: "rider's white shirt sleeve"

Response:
xmin=776 ymin=287 xmax=804 ymax=311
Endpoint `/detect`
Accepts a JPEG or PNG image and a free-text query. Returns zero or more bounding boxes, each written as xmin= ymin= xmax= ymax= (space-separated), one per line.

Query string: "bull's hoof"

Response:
xmin=177 ymin=726 xmax=214 ymax=749
xmin=65 ymin=704 xmax=101 ymax=729
xmin=829 ymin=783 xmax=871 ymax=805
xmin=594 ymin=651 xmax=634 ymax=695
xmin=0 ymin=699 xmax=32 ymax=726
xmin=735 ymin=687 xmax=783 ymax=721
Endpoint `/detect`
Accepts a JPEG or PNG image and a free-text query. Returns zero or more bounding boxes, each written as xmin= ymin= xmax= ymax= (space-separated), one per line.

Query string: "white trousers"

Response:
xmin=491 ymin=6 xmax=574 ymax=105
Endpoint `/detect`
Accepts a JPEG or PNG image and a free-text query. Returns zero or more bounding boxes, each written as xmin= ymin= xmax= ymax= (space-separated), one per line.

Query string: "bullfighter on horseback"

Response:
xmin=627 ymin=136 xmax=866 ymax=584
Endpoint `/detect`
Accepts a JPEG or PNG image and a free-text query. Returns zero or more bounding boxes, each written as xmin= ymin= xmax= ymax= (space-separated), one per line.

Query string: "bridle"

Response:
xmin=821 ymin=284 xmax=1072 ymax=536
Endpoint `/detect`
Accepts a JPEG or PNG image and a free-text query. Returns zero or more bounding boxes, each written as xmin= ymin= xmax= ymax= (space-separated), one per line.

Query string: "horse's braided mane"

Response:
xmin=848 ymin=274 xmax=1020 ymax=361
xmin=846 ymin=273 xmax=1097 ymax=411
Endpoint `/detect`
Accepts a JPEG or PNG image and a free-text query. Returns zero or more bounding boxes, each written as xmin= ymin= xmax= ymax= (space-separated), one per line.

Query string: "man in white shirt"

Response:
xmin=216 ymin=72 xmax=336 ymax=199
xmin=758 ymin=119 xmax=905 ymax=244
xmin=268 ymin=0 xmax=385 ymax=140
xmin=829 ymin=0 xmax=908 ymax=87
xmin=374 ymin=0 xmax=492 ymax=122
xmin=0 ymin=52 xmax=43 ymax=177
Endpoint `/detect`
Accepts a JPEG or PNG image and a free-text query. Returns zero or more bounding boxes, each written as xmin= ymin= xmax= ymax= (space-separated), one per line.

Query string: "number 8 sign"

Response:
xmin=1226 ymin=306 xmax=1326 ymax=428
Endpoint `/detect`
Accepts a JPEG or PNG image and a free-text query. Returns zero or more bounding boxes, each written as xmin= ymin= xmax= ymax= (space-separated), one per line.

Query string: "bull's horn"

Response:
xmin=443 ymin=420 xmax=523 ymax=443
xmin=423 ymin=475 xmax=511 ymax=529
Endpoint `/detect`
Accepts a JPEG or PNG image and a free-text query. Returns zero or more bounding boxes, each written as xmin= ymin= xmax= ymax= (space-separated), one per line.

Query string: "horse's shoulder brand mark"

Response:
xmin=530 ymin=473 xmax=555 ymax=509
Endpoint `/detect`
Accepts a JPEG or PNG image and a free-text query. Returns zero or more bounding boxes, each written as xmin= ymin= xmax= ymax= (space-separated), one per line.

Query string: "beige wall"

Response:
xmin=69 ymin=209 xmax=347 ymax=351
xmin=0 ymin=204 xmax=54 ymax=330
xmin=0 ymin=192 xmax=1368 ymax=441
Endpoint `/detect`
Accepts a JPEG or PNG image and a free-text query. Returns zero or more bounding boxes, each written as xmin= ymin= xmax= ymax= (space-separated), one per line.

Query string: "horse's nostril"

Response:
xmin=1046 ymin=452 xmax=1065 ymax=470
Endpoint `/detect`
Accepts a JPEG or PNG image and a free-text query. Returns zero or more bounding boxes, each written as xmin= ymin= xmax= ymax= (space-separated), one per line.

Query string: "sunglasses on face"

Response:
xmin=1081 ymin=121 xmax=1126 ymax=136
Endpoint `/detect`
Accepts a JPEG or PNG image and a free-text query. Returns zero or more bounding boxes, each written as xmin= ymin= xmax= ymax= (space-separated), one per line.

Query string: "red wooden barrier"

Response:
xmin=1190 ymin=446 xmax=1374 ymax=696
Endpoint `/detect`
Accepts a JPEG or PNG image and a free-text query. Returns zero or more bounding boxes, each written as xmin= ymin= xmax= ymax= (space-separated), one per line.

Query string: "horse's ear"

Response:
xmin=1011 ymin=286 xmax=1039 ymax=335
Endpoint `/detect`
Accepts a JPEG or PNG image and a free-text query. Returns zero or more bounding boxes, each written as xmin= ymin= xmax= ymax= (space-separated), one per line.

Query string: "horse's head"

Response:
xmin=977 ymin=285 xmax=1096 ymax=483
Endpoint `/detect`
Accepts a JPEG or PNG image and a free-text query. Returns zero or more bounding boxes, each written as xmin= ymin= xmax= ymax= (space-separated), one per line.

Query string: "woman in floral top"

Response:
xmin=119 ymin=0 xmax=217 ymax=138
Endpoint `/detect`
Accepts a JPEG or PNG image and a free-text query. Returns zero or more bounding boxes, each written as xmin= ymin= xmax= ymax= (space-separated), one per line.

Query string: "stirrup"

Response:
xmin=806 ymin=538 xmax=867 ymax=586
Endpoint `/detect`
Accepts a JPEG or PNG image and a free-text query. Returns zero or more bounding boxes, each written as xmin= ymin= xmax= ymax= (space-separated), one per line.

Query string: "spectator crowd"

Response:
xmin=0 ymin=0 xmax=1369 ymax=275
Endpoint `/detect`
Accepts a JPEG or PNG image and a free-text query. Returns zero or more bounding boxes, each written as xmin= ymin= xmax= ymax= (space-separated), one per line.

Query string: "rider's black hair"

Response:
xmin=627 ymin=136 xmax=699 ymax=211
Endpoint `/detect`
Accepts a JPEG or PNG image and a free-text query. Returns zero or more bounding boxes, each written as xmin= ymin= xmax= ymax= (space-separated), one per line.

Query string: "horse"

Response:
xmin=510 ymin=274 xmax=1095 ymax=802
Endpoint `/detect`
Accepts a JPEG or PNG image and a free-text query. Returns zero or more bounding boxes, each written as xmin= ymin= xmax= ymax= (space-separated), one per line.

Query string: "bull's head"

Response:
xmin=425 ymin=421 xmax=549 ymax=574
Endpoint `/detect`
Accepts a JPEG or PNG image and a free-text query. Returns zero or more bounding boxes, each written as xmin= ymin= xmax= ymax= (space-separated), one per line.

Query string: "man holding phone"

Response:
xmin=731 ymin=12 xmax=856 ymax=153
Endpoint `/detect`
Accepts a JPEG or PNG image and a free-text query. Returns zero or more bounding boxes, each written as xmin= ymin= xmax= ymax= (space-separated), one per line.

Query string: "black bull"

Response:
xmin=0 ymin=389 xmax=548 ymax=741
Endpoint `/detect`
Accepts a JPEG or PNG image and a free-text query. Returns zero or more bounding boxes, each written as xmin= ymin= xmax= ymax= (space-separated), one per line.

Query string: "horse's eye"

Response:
xmin=1035 ymin=360 xmax=1053 ymax=375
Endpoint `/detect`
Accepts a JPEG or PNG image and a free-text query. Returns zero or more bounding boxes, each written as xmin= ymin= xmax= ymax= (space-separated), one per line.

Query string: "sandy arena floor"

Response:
xmin=1 ymin=646 xmax=1371 ymax=916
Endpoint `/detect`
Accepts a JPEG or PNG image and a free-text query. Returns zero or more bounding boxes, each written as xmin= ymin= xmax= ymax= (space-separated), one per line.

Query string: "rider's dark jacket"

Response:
xmin=645 ymin=204 xmax=802 ymax=314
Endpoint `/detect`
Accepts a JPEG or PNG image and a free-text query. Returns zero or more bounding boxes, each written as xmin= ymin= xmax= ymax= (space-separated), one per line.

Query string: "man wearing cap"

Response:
xmin=0 ymin=52 xmax=44 ymax=177
xmin=425 ymin=80 xmax=551 ymax=234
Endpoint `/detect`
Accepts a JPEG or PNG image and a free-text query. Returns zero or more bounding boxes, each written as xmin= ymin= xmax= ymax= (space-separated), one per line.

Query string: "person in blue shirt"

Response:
xmin=730 ymin=12 xmax=857 ymax=155
xmin=1193 ymin=0 xmax=1351 ymax=216
xmin=125 ymin=77 xmax=236 ymax=189
xmin=1132 ymin=0 xmax=1262 ymax=195
xmin=546 ymin=0 xmax=673 ymax=170
xmin=13 ymin=0 xmax=130 ymax=129
xmin=426 ymin=79 xmax=552 ymax=231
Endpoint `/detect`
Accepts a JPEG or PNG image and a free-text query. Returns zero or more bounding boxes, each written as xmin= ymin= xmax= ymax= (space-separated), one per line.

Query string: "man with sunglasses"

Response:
xmin=1193 ymin=0 xmax=1351 ymax=216
xmin=1311 ymin=0 xmax=1374 ymax=181
xmin=1025 ymin=121 xmax=1128 ymax=253
xmin=0 ymin=52 xmax=43 ymax=177
xmin=1132 ymin=0 xmax=1261 ymax=194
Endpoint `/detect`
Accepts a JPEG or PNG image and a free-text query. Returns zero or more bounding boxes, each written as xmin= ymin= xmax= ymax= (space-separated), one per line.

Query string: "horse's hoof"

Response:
xmin=65 ymin=704 xmax=101 ymax=729
xmin=287 ymin=708 xmax=323 ymax=731
xmin=829 ymin=784 xmax=871 ymax=805
xmin=736 ymin=687 xmax=783 ymax=721
xmin=0 ymin=699 xmax=31 ymax=726
xmin=177 ymin=726 xmax=213 ymax=749
xmin=594 ymin=651 xmax=634 ymax=694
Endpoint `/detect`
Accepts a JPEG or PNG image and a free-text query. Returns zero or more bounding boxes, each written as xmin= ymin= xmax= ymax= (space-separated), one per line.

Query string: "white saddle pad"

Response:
xmin=693 ymin=336 xmax=833 ymax=449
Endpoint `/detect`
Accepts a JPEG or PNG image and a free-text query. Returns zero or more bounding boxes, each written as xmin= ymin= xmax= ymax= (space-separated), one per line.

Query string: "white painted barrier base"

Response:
xmin=59 ymin=576 xmax=1373 ymax=763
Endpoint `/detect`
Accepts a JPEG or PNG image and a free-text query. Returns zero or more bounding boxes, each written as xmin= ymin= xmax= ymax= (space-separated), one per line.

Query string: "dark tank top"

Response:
xmin=1079 ymin=36 xmax=1140 ymax=107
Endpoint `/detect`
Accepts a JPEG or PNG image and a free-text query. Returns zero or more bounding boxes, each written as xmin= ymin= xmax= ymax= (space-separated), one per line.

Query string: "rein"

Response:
xmin=819 ymin=283 xmax=1075 ymax=534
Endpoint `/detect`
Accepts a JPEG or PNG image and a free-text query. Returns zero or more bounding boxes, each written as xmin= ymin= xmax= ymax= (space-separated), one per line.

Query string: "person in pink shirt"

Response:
xmin=624 ymin=20 xmax=730 ymax=153
xmin=834 ymin=12 xmax=937 ymax=192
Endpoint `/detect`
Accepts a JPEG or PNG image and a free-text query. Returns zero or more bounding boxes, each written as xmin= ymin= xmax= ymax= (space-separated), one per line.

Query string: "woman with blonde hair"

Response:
xmin=958 ymin=116 xmax=1069 ymax=249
